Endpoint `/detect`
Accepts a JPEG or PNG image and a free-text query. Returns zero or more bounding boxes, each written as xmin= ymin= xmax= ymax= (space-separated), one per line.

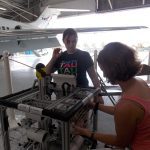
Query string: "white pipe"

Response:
xmin=108 ymin=0 xmax=113 ymax=10
xmin=3 ymin=51 xmax=12 ymax=94
xmin=95 ymin=0 xmax=99 ymax=10
xmin=142 ymin=0 xmax=145 ymax=5
xmin=3 ymin=51 xmax=17 ymax=128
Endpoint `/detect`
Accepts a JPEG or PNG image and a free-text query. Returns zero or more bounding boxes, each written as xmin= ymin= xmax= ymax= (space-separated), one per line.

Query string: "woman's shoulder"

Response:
xmin=135 ymin=78 xmax=150 ymax=99
xmin=116 ymin=99 xmax=135 ymax=110
xmin=115 ymin=98 xmax=143 ymax=118
xmin=123 ymin=78 xmax=150 ymax=99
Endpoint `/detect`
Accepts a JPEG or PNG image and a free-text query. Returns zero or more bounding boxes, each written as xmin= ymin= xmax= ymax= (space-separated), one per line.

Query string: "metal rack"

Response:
xmin=0 ymin=77 xmax=100 ymax=150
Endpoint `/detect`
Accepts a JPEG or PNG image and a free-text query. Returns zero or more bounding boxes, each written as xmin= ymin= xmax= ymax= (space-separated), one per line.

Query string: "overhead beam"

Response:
xmin=97 ymin=0 xmax=150 ymax=12
xmin=0 ymin=0 xmax=38 ymax=17
xmin=7 ymin=7 xmax=31 ymax=22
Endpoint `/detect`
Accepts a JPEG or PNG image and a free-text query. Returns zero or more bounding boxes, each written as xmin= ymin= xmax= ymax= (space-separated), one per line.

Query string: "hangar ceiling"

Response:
xmin=0 ymin=0 xmax=150 ymax=22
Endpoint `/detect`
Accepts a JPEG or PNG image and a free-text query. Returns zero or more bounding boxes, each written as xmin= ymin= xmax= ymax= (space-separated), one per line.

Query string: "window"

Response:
xmin=2 ymin=26 xmax=5 ymax=30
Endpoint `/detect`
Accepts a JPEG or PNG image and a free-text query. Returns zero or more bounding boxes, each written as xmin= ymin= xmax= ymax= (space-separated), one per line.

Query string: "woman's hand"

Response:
xmin=98 ymin=95 xmax=104 ymax=104
xmin=87 ymin=100 xmax=96 ymax=109
xmin=87 ymin=96 xmax=104 ymax=111
xmin=72 ymin=123 xmax=91 ymax=137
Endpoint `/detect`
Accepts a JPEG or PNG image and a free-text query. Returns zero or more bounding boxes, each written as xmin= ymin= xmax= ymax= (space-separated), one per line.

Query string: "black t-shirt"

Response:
xmin=54 ymin=49 xmax=94 ymax=87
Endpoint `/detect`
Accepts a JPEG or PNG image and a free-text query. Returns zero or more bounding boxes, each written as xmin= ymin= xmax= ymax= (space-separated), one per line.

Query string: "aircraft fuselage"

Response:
xmin=0 ymin=17 xmax=35 ymax=30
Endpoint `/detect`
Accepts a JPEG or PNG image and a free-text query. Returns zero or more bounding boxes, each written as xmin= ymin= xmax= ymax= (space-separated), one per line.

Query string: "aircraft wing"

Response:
xmin=0 ymin=30 xmax=60 ymax=54
xmin=0 ymin=26 xmax=148 ymax=54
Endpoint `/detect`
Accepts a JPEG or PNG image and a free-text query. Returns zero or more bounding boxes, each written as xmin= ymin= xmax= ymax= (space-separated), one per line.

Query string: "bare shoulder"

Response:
xmin=116 ymin=99 xmax=143 ymax=111
xmin=115 ymin=99 xmax=144 ymax=121
xmin=129 ymin=78 xmax=150 ymax=99
xmin=115 ymin=100 xmax=135 ymax=114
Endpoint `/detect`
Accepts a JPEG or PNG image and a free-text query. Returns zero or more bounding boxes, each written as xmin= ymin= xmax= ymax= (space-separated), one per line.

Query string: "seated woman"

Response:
xmin=73 ymin=42 xmax=150 ymax=150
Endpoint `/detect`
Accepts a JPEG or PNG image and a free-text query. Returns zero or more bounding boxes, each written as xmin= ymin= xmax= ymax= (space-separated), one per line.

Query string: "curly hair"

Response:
xmin=62 ymin=28 xmax=78 ymax=41
xmin=97 ymin=42 xmax=141 ymax=84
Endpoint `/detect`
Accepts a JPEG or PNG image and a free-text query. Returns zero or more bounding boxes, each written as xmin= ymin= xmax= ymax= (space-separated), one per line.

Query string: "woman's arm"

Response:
xmin=74 ymin=100 xmax=140 ymax=147
xmin=98 ymin=104 xmax=115 ymax=115
xmin=89 ymin=99 xmax=115 ymax=115
xmin=73 ymin=126 xmax=118 ymax=146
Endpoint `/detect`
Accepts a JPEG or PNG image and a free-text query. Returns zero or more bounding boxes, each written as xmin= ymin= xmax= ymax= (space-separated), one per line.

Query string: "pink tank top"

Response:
xmin=122 ymin=96 xmax=150 ymax=150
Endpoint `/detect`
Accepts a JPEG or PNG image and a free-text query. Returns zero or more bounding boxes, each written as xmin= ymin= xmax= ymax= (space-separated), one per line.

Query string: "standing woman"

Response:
xmin=73 ymin=42 xmax=150 ymax=150
xmin=46 ymin=28 xmax=100 ymax=88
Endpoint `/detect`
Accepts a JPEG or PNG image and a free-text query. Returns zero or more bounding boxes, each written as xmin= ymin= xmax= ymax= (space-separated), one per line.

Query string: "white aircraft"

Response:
xmin=0 ymin=6 xmax=148 ymax=54
xmin=0 ymin=6 xmax=61 ymax=30
xmin=0 ymin=6 xmax=62 ymax=54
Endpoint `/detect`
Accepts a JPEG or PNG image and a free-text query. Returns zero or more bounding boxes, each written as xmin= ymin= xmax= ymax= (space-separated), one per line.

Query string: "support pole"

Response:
xmin=93 ymin=96 xmax=98 ymax=132
xmin=3 ymin=51 xmax=17 ymax=128
xmin=0 ymin=107 xmax=11 ymax=150
xmin=61 ymin=121 xmax=70 ymax=150
xmin=108 ymin=0 xmax=113 ymax=10
xmin=3 ymin=51 xmax=12 ymax=94
xmin=93 ymin=50 xmax=98 ymax=131
xmin=142 ymin=0 xmax=145 ymax=5
xmin=94 ymin=50 xmax=98 ymax=72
